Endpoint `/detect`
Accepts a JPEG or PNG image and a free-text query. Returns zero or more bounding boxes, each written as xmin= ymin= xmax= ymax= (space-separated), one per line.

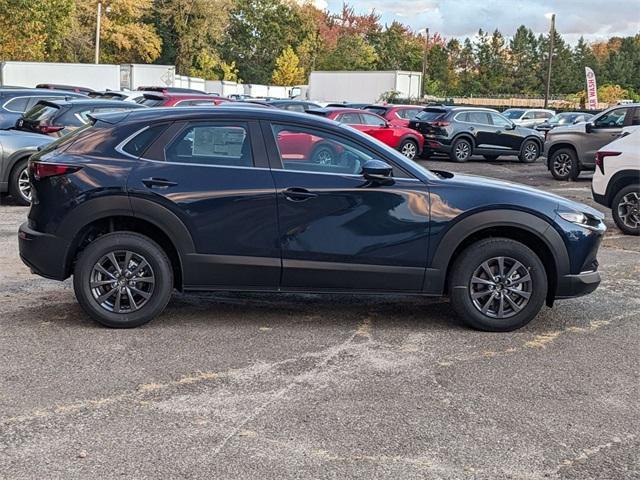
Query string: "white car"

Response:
xmin=592 ymin=128 xmax=640 ymax=235
xmin=503 ymin=108 xmax=555 ymax=128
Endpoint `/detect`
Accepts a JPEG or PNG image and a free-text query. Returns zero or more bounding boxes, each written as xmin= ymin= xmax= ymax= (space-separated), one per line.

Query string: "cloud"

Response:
xmin=325 ymin=0 xmax=640 ymax=43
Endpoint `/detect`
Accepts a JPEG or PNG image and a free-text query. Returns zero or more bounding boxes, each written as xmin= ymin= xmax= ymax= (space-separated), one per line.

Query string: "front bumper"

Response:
xmin=19 ymin=221 xmax=70 ymax=280
xmin=556 ymin=270 xmax=601 ymax=299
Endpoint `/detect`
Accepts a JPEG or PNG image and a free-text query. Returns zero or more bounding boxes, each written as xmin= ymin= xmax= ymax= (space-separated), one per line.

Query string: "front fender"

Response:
xmin=423 ymin=209 xmax=569 ymax=294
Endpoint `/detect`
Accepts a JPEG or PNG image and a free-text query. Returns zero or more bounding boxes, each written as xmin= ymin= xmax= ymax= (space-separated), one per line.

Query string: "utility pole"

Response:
xmin=544 ymin=13 xmax=555 ymax=108
xmin=421 ymin=28 xmax=429 ymax=98
xmin=94 ymin=1 xmax=102 ymax=64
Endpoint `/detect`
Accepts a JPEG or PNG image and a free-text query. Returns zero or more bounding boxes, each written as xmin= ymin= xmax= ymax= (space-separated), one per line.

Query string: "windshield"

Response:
xmin=35 ymin=122 xmax=94 ymax=155
xmin=502 ymin=109 xmax=525 ymax=119
xmin=415 ymin=109 xmax=446 ymax=121
xmin=549 ymin=113 xmax=578 ymax=124
xmin=136 ymin=96 xmax=164 ymax=107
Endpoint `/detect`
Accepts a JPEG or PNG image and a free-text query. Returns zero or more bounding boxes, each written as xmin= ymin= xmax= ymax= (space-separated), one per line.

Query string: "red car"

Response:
xmin=309 ymin=107 xmax=424 ymax=160
xmin=135 ymin=92 xmax=230 ymax=107
xmin=363 ymin=104 xmax=424 ymax=128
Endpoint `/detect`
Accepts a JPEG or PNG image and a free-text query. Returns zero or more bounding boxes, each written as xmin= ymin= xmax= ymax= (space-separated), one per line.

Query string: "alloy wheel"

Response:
xmin=89 ymin=250 xmax=155 ymax=314
xmin=315 ymin=148 xmax=334 ymax=165
xmin=469 ymin=256 xmax=532 ymax=319
xmin=455 ymin=141 xmax=471 ymax=161
xmin=617 ymin=192 xmax=640 ymax=230
xmin=18 ymin=168 xmax=31 ymax=202
xmin=401 ymin=141 xmax=417 ymax=159
xmin=553 ymin=153 xmax=571 ymax=177
xmin=523 ymin=143 xmax=538 ymax=162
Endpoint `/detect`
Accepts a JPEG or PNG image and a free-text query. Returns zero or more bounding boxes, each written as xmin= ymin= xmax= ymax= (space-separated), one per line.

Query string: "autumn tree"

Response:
xmin=271 ymin=46 xmax=305 ymax=85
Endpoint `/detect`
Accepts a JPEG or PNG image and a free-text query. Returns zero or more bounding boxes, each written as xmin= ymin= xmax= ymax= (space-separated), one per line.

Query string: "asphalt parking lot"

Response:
xmin=1 ymin=156 xmax=639 ymax=480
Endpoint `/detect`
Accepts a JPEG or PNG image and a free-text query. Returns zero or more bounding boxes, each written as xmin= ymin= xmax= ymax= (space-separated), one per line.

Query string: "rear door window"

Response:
xmin=165 ymin=123 xmax=253 ymax=167
xmin=337 ymin=113 xmax=362 ymax=125
xmin=361 ymin=113 xmax=386 ymax=126
xmin=467 ymin=111 xmax=491 ymax=125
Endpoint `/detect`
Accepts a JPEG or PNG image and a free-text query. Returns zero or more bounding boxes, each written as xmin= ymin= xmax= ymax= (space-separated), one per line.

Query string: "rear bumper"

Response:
xmin=18 ymin=221 xmax=70 ymax=280
xmin=591 ymin=188 xmax=608 ymax=207
xmin=555 ymin=270 xmax=601 ymax=299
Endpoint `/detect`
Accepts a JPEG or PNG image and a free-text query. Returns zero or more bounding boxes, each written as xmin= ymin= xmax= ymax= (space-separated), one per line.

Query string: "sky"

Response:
xmin=318 ymin=0 xmax=640 ymax=44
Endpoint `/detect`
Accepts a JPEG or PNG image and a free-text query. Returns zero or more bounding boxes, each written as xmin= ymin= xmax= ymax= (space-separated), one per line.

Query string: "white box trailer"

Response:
xmin=120 ymin=64 xmax=175 ymax=90
xmin=0 ymin=61 xmax=120 ymax=90
xmin=305 ymin=70 xmax=423 ymax=103
xmin=205 ymin=80 xmax=244 ymax=96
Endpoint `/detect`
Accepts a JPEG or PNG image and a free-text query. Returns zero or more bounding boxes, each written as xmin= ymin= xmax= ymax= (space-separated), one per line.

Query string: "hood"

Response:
xmin=441 ymin=171 xmax=604 ymax=219
xmin=546 ymin=122 xmax=587 ymax=136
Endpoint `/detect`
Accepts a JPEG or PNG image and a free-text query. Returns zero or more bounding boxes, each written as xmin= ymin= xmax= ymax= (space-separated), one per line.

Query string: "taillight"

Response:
xmin=432 ymin=121 xmax=450 ymax=127
xmin=38 ymin=125 xmax=65 ymax=134
xmin=594 ymin=151 xmax=621 ymax=174
xmin=30 ymin=161 xmax=81 ymax=180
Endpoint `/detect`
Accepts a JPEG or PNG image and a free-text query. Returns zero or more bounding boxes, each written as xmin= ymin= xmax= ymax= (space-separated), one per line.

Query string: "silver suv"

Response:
xmin=545 ymin=104 xmax=640 ymax=180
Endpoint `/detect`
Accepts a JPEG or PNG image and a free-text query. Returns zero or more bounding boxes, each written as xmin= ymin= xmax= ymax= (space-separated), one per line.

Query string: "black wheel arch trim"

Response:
xmin=605 ymin=170 xmax=640 ymax=207
xmin=452 ymin=133 xmax=475 ymax=148
xmin=423 ymin=209 xmax=569 ymax=294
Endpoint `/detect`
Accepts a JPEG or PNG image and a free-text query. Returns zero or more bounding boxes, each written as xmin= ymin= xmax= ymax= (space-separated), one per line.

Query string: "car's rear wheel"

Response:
xmin=9 ymin=159 xmax=31 ymax=206
xmin=73 ymin=232 xmax=173 ymax=328
xmin=519 ymin=140 xmax=540 ymax=163
xmin=311 ymin=144 xmax=336 ymax=165
xmin=550 ymin=148 xmax=580 ymax=180
xmin=612 ymin=185 xmax=640 ymax=235
xmin=449 ymin=238 xmax=547 ymax=331
xmin=398 ymin=138 xmax=418 ymax=160
xmin=483 ymin=155 xmax=499 ymax=161
xmin=450 ymin=138 xmax=472 ymax=162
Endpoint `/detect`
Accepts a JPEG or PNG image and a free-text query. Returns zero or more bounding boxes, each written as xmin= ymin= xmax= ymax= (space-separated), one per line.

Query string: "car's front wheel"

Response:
xmin=519 ymin=140 xmax=540 ymax=163
xmin=73 ymin=232 xmax=173 ymax=328
xmin=9 ymin=159 xmax=31 ymax=206
xmin=449 ymin=238 xmax=547 ymax=331
xmin=450 ymin=138 xmax=472 ymax=162
xmin=550 ymin=148 xmax=580 ymax=180
xmin=612 ymin=185 xmax=640 ymax=235
xmin=398 ymin=138 xmax=418 ymax=160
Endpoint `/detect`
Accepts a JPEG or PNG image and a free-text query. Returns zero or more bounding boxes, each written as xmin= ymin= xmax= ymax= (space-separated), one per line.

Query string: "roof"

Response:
xmin=39 ymin=98 xmax=147 ymax=108
xmin=0 ymin=88 xmax=85 ymax=96
xmin=307 ymin=107 xmax=367 ymax=115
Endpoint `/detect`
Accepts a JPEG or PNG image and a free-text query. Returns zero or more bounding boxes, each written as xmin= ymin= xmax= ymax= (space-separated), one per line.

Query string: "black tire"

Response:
xmin=449 ymin=137 xmax=472 ymax=162
xmin=483 ymin=155 xmax=499 ymax=161
xmin=73 ymin=232 xmax=173 ymax=328
xmin=310 ymin=144 xmax=337 ymax=165
xmin=550 ymin=148 xmax=580 ymax=180
xmin=398 ymin=138 xmax=419 ymax=160
xmin=611 ymin=184 xmax=640 ymax=235
xmin=449 ymin=238 xmax=547 ymax=332
xmin=9 ymin=159 xmax=31 ymax=206
xmin=519 ymin=139 xmax=540 ymax=163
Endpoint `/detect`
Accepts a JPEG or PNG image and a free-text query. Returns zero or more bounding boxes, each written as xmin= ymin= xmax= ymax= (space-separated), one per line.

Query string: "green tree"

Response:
xmin=373 ymin=21 xmax=423 ymax=71
xmin=220 ymin=0 xmax=309 ymax=84
xmin=509 ymin=25 xmax=540 ymax=94
xmin=319 ymin=34 xmax=378 ymax=70
xmin=272 ymin=46 xmax=305 ymax=85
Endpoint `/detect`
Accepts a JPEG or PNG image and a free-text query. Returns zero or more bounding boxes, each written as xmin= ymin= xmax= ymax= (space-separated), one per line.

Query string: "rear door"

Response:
xmin=488 ymin=112 xmax=522 ymax=151
xmin=358 ymin=112 xmax=397 ymax=146
xmin=126 ymin=119 xmax=280 ymax=289
xmin=465 ymin=111 xmax=494 ymax=149
xmin=264 ymin=121 xmax=429 ymax=292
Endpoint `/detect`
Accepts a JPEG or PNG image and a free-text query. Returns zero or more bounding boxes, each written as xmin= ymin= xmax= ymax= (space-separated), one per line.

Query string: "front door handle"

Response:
xmin=142 ymin=177 xmax=178 ymax=188
xmin=282 ymin=187 xmax=318 ymax=202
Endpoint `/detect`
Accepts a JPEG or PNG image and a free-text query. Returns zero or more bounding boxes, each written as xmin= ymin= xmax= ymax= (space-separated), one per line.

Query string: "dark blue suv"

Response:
xmin=19 ymin=107 xmax=606 ymax=331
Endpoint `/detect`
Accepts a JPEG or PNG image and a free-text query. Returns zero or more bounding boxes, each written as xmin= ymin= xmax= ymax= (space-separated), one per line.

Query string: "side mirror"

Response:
xmin=507 ymin=122 xmax=517 ymax=130
xmin=362 ymin=159 xmax=393 ymax=184
xmin=585 ymin=122 xmax=593 ymax=133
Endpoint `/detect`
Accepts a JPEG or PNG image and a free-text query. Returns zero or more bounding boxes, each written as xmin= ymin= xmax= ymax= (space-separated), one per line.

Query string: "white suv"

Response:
xmin=592 ymin=128 xmax=640 ymax=235
xmin=502 ymin=108 xmax=555 ymax=128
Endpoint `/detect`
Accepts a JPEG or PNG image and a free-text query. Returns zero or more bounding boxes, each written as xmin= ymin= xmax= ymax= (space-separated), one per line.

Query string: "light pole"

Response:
xmin=420 ymin=28 xmax=429 ymax=98
xmin=544 ymin=13 xmax=555 ymax=109
xmin=95 ymin=2 xmax=111 ymax=64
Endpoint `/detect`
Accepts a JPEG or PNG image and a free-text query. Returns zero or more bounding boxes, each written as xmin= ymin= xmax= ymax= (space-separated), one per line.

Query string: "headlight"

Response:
xmin=558 ymin=211 xmax=605 ymax=232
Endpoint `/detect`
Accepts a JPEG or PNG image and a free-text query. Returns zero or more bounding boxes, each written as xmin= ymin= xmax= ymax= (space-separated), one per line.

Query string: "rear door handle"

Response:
xmin=282 ymin=187 xmax=318 ymax=202
xmin=142 ymin=178 xmax=178 ymax=188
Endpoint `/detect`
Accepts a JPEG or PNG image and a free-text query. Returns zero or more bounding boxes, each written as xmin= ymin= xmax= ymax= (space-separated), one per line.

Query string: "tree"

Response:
xmin=509 ymin=25 xmax=540 ymax=94
xmin=220 ymin=0 xmax=309 ymax=84
xmin=153 ymin=0 xmax=231 ymax=75
xmin=63 ymin=0 xmax=161 ymax=64
xmin=319 ymin=34 xmax=377 ymax=70
xmin=373 ymin=21 xmax=423 ymax=71
xmin=272 ymin=46 xmax=305 ymax=85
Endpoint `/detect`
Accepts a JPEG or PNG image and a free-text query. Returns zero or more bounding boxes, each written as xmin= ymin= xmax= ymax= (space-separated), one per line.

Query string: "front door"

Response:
xmin=264 ymin=122 xmax=430 ymax=292
xmin=127 ymin=120 xmax=280 ymax=289
xmin=584 ymin=107 xmax=632 ymax=163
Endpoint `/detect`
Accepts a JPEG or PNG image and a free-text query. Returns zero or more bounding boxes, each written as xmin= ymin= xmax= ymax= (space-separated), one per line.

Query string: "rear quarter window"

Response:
xmin=120 ymin=124 xmax=168 ymax=157
xmin=3 ymin=96 xmax=31 ymax=112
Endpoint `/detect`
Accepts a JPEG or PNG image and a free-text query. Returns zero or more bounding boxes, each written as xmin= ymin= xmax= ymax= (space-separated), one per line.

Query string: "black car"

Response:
xmin=265 ymin=99 xmax=321 ymax=112
xmin=19 ymin=107 xmax=605 ymax=331
xmin=409 ymin=106 xmax=545 ymax=163
xmin=16 ymin=99 xmax=146 ymax=137
xmin=0 ymin=88 xmax=86 ymax=129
